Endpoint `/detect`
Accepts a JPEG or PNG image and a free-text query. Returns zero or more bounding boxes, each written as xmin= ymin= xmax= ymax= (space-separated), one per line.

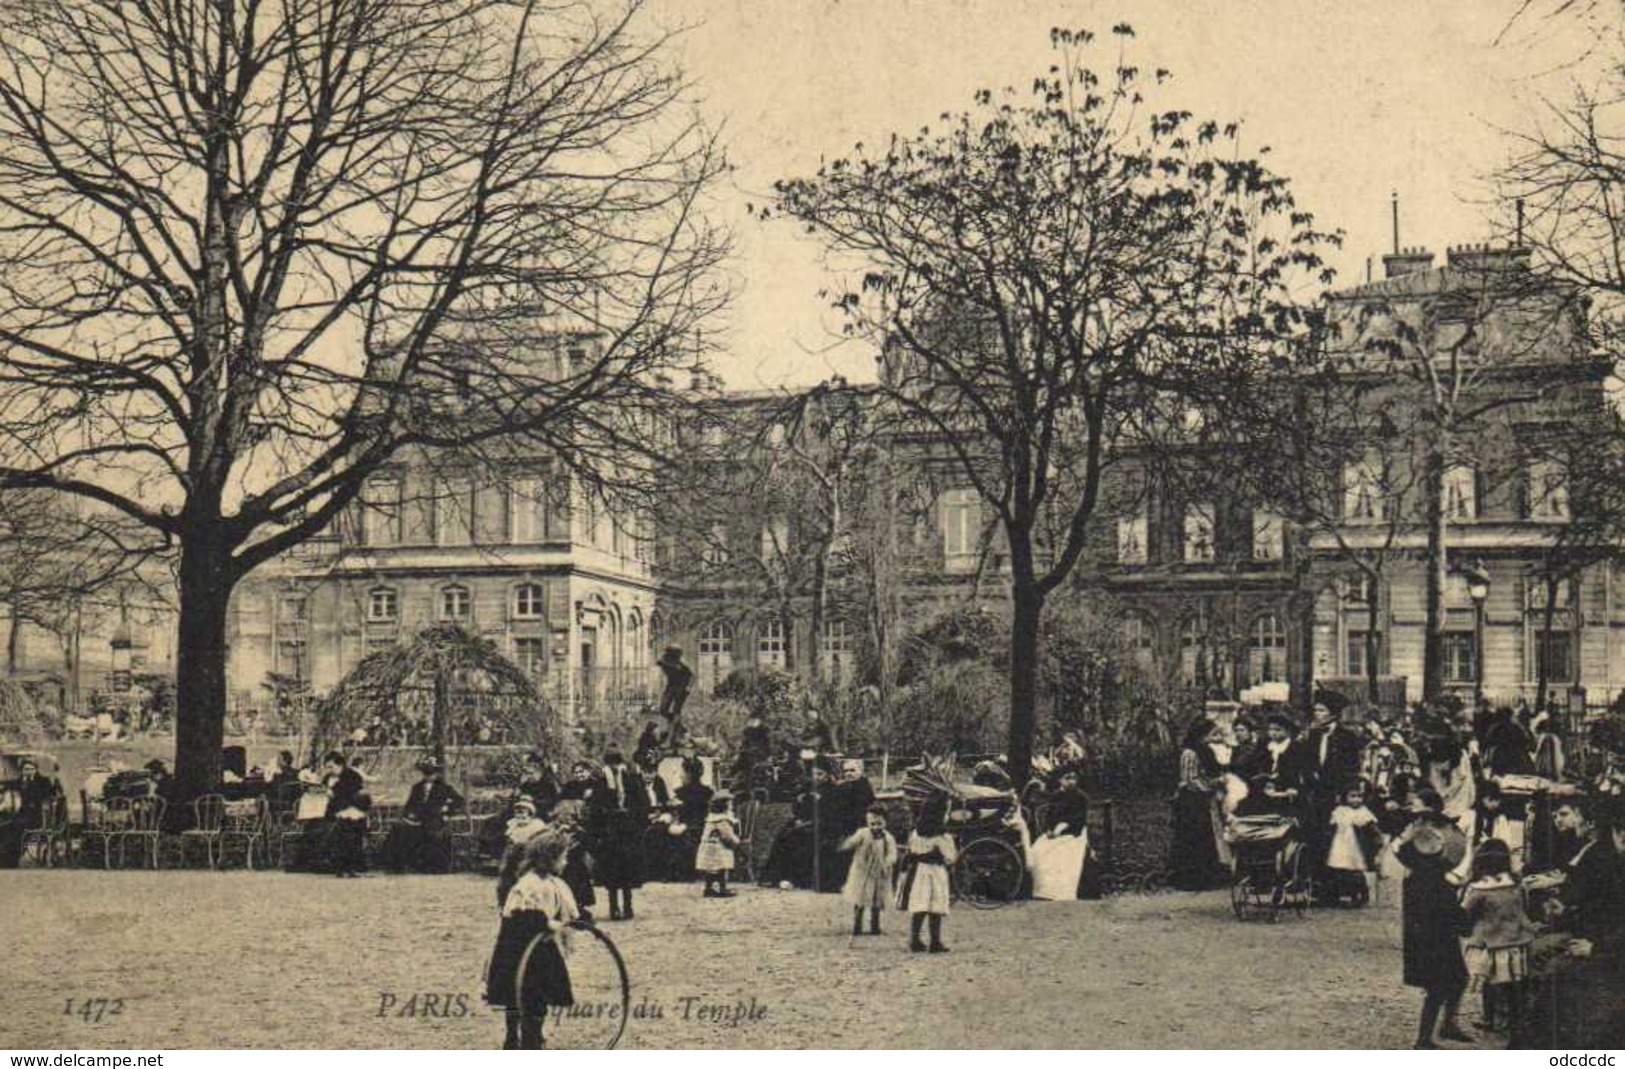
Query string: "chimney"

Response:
xmin=1445 ymin=241 xmax=1531 ymax=275
xmin=1382 ymin=246 xmax=1435 ymax=279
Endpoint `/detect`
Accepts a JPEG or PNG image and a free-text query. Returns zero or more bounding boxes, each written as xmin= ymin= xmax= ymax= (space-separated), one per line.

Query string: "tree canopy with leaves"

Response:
xmin=0 ymin=0 xmax=726 ymax=794
xmin=770 ymin=26 xmax=1336 ymax=782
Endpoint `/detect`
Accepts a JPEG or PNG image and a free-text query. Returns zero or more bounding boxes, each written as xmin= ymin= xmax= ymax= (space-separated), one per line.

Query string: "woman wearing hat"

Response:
xmin=1396 ymin=788 xmax=1473 ymax=1047
xmin=383 ymin=759 xmax=464 ymax=873
xmin=1169 ymin=717 xmax=1229 ymax=891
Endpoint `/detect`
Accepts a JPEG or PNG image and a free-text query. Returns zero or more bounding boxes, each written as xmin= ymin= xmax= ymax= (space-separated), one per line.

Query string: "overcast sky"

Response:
xmin=645 ymin=0 xmax=1609 ymax=390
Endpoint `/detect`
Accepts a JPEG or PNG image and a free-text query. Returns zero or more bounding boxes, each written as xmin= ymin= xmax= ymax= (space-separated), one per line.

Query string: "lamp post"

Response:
xmin=1463 ymin=561 xmax=1492 ymax=707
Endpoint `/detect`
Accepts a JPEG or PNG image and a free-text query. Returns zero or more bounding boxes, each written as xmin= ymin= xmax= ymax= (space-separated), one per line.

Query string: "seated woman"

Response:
xmin=1029 ymin=769 xmax=1099 ymax=899
xmin=383 ymin=759 xmax=464 ymax=873
xmin=321 ymin=751 xmax=370 ymax=877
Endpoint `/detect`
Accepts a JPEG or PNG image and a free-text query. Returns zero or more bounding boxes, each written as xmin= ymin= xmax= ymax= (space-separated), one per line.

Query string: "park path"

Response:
xmin=2 ymin=871 xmax=1446 ymax=1049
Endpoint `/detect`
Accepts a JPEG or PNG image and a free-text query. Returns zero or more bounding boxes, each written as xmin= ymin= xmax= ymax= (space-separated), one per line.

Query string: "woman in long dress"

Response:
xmin=1169 ymin=718 xmax=1228 ymax=890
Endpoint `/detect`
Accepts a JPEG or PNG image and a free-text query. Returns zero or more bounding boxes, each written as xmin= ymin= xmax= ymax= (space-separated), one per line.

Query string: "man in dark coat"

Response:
xmin=587 ymin=748 xmax=648 ymax=920
xmin=383 ymin=759 xmax=464 ymax=873
xmin=1302 ymin=700 xmax=1363 ymax=882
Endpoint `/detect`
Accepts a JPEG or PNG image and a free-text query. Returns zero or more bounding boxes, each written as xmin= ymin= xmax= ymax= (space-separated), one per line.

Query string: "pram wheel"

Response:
xmin=953 ymin=836 xmax=1024 ymax=909
xmin=1230 ymin=875 xmax=1249 ymax=919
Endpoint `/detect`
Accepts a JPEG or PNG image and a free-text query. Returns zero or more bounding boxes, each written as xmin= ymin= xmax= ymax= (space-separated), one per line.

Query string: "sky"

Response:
xmin=643 ymin=0 xmax=1611 ymax=390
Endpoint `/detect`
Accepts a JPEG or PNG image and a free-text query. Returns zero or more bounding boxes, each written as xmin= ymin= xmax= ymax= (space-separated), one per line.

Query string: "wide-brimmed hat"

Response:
xmin=415 ymin=758 xmax=443 ymax=775
xmin=1266 ymin=711 xmax=1297 ymax=732
xmin=712 ymin=788 xmax=733 ymax=804
xmin=1409 ymin=823 xmax=1467 ymax=868
xmin=512 ymin=797 xmax=537 ymax=815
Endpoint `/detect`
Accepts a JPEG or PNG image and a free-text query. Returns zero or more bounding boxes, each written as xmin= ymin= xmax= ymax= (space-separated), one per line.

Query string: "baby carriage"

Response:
xmin=1225 ymin=814 xmax=1311 ymax=922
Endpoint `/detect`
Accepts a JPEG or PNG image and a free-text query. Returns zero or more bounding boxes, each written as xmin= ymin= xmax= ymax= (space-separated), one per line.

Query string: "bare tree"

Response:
xmin=0 ymin=490 xmax=162 ymax=677
xmin=771 ymin=26 xmax=1335 ymax=782
xmin=0 ymin=0 xmax=726 ymax=794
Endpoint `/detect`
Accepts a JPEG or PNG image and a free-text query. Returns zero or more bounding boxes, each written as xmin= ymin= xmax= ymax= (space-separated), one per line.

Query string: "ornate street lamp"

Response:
xmin=1461 ymin=560 xmax=1492 ymax=706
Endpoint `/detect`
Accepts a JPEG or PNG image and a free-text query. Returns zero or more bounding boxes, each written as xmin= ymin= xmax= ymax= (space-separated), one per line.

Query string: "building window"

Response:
xmin=513 ymin=636 xmax=547 ymax=679
xmin=1444 ymin=464 xmax=1477 ymax=521
xmin=509 ymin=477 xmax=549 ymax=543
xmin=1183 ymin=503 xmax=1216 ymax=563
xmin=361 ymin=477 xmax=403 ymax=546
xmin=366 ymin=586 xmax=398 ymax=623
xmin=702 ymin=523 xmax=730 ymax=567
xmin=275 ymin=640 xmax=307 ymax=681
xmin=1343 ymin=455 xmax=1387 ymax=523
xmin=1252 ymin=511 xmax=1284 ymax=562
xmin=823 ymin=619 xmax=854 ymax=680
xmin=1529 ymin=459 xmax=1570 ymax=521
xmin=626 ymin=613 xmax=644 ymax=670
xmin=513 ymin=583 xmax=545 ymax=620
xmin=434 ymin=477 xmax=475 ymax=546
xmin=697 ymin=620 xmax=733 ymax=692
xmin=757 ymin=617 xmax=786 ymax=669
xmin=1442 ymin=632 xmax=1476 ymax=684
xmin=1122 ymin=612 xmax=1155 ymax=671
xmin=941 ymin=488 xmax=980 ymax=574
xmin=1531 ymin=627 xmax=1574 ymax=685
xmin=1117 ymin=511 xmax=1148 ymax=565
xmin=278 ymin=595 xmax=308 ymax=625
xmin=440 ymin=584 xmax=471 ymax=623
xmin=1346 ymin=630 xmax=1381 ymax=679
xmin=1247 ymin=613 xmax=1287 ymax=685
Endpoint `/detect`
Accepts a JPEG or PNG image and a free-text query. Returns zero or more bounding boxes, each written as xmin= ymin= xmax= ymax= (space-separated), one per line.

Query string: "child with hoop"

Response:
xmin=486 ymin=831 xmax=577 ymax=1049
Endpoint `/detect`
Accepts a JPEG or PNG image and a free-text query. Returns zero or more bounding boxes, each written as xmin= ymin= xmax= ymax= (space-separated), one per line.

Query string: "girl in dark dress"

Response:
xmin=486 ymin=831 xmax=578 ymax=1050
xmin=1169 ymin=718 xmax=1227 ymax=890
xmin=1395 ymin=788 xmax=1473 ymax=1049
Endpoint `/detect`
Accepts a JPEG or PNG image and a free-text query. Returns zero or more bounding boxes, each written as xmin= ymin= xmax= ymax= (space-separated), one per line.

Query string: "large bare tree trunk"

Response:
xmin=173 ymin=532 xmax=235 ymax=799
xmin=1008 ymin=574 xmax=1044 ymax=786
xmin=1422 ymin=447 xmax=1448 ymax=704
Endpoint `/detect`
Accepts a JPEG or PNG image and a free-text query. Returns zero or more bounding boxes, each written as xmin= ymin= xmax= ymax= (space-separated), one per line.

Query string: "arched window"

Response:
xmin=513 ymin=583 xmax=545 ymax=620
xmin=1248 ymin=612 xmax=1287 ymax=685
xmin=440 ymin=584 xmax=471 ymax=623
xmin=1121 ymin=612 xmax=1155 ymax=671
xmin=1179 ymin=616 xmax=1209 ymax=687
xmin=626 ymin=611 xmax=644 ymax=670
xmin=757 ymin=617 xmax=786 ymax=669
xmin=697 ymin=621 xmax=733 ymax=692
xmin=366 ymin=586 xmax=399 ymax=623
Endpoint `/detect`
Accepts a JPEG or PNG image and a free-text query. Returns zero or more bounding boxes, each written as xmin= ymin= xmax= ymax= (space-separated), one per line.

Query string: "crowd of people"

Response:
xmin=1168 ymin=693 xmax=1623 ymax=1048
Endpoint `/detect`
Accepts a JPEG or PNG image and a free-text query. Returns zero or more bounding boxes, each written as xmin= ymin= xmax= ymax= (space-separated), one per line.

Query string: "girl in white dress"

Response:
xmin=896 ymin=798 xmax=957 ymax=953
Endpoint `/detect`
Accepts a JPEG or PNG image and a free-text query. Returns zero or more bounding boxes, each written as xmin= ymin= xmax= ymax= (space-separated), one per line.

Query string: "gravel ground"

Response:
xmin=0 ymin=870 xmax=1485 ymax=1050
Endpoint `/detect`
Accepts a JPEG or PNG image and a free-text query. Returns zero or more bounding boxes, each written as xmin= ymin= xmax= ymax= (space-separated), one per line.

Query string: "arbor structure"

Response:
xmin=773 ymin=26 xmax=1333 ymax=782
xmin=0 ymin=0 xmax=725 ymax=794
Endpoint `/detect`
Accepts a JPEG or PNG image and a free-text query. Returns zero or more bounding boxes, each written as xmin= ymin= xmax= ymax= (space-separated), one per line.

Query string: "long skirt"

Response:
xmin=382 ymin=822 xmax=450 ymax=874
xmin=486 ymin=913 xmax=573 ymax=1015
xmin=1030 ymin=831 xmax=1091 ymax=901
xmin=1169 ymin=789 xmax=1226 ymax=890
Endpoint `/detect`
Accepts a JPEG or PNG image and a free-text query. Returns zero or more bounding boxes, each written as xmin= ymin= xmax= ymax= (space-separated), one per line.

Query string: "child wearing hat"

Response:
xmin=695 ymin=790 xmax=741 ymax=897
xmin=840 ymin=803 xmax=897 ymax=936
xmin=1396 ymin=787 xmax=1473 ymax=1048
xmin=485 ymin=831 xmax=578 ymax=1050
